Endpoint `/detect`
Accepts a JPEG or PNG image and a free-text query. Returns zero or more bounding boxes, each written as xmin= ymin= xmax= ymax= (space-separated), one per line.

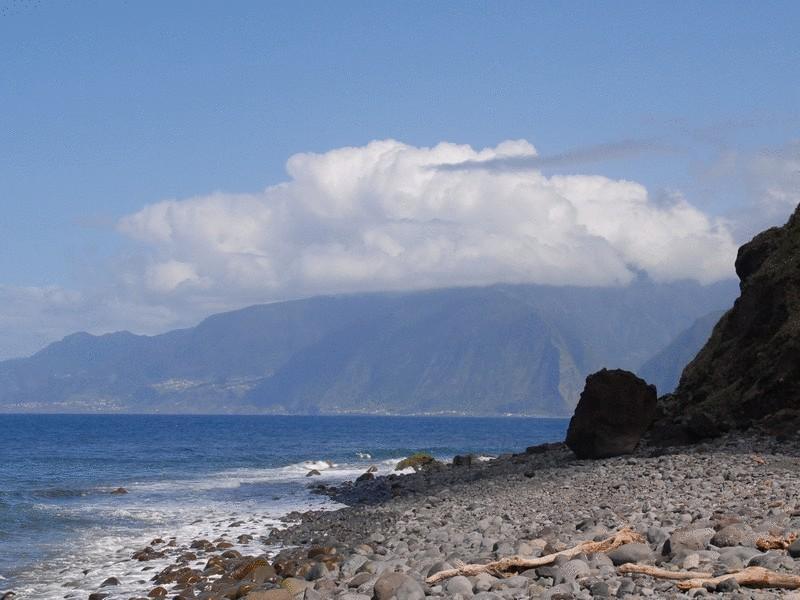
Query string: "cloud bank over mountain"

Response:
xmin=119 ymin=139 xmax=737 ymax=302
xmin=1 ymin=139 xmax=744 ymax=359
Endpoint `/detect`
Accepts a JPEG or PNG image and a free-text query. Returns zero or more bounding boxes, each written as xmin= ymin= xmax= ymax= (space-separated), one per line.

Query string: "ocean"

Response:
xmin=0 ymin=414 xmax=567 ymax=598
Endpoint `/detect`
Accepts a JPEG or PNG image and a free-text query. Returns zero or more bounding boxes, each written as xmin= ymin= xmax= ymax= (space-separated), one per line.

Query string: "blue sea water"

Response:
xmin=0 ymin=414 xmax=567 ymax=598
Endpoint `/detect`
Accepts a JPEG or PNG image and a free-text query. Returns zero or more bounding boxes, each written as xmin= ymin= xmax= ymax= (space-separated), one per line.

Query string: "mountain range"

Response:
xmin=0 ymin=279 xmax=737 ymax=416
xmin=639 ymin=310 xmax=726 ymax=396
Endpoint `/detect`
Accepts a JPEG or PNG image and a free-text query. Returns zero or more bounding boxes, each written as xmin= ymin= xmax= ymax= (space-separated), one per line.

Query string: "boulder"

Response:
xmin=711 ymin=524 xmax=758 ymax=547
xmin=372 ymin=571 xmax=425 ymax=600
xmin=244 ymin=591 xmax=292 ymax=600
xmin=651 ymin=204 xmax=800 ymax=441
xmin=445 ymin=575 xmax=474 ymax=596
xmin=565 ymin=369 xmax=657 ymax=458
xmin=452 ymin=454 xmax=474 ymax=467
xmin=606 ymin=542 xmax=654 ymax=565
xmin=395 ymin=453 xmax=437 ymax=472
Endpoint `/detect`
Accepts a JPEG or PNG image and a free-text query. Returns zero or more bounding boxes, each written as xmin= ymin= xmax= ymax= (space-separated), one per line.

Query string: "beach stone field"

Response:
xmin=65 ymin=433 xmax=800 ymax=600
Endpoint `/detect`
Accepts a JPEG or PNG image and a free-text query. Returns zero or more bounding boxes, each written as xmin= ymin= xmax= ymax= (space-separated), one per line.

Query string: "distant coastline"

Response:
xmin=0 ymin=410 xmax=571 ymax=418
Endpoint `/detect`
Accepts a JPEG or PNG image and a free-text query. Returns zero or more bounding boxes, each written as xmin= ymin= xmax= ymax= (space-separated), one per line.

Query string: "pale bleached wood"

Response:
xmin=756 ymin=532 xmax=798 ymax=551
xmin=426 ymin=527 xmax=644 ymax=584
xmin=618 ymin=563 xmax=713 ymax=580
xmin=619 ymin=564 xmax=800 ymax=591
xmin=675 ymin=566 xmax=800 ymax=590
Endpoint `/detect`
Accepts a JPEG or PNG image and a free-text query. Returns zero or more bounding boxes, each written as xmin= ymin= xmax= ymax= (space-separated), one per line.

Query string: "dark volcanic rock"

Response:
xmin=356 ymin=471 xmax=375 ymax=483
xmin=652 ymin=204 xmax=800 ymax=442
xmin=565 ymin=369 xmax=657 ymax=459
xmin=452 ymin=454 xmax=475 ymax=467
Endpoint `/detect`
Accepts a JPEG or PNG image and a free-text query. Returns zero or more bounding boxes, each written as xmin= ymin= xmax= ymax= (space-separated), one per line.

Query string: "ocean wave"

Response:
xmin=31 ymin=487 xmax=94 ymax=499
xmin=5 ymin=455 xmax=429 ymax=598
xmin=128 ymin=456 xmax=410 ymax=495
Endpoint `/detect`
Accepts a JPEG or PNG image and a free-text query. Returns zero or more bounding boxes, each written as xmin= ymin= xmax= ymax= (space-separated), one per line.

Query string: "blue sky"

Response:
xmin=0 ymin=1 xmax=798 ymax=358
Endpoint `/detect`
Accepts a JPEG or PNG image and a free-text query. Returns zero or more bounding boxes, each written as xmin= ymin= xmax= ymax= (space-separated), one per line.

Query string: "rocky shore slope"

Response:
xmin=69 ymin=434 xmax=800 ymax=600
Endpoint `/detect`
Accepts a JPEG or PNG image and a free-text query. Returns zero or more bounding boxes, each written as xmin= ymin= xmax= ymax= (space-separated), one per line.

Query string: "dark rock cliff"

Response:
xmin=651 ymin=204 xmax=800 ymax=441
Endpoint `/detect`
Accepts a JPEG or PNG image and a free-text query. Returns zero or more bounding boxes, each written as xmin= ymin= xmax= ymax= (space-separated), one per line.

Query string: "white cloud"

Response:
xmin=0 ymin=139 xmax=744 ymax=360
xmin=749 ymin=141 xmax=800 ymax=215
xmin=699 ymin=140 xmax=800 ymax=241
xmin=0 ymin=284 xmax=199 ymax=360
xmin=119 ymin=139 xmax=737 ymax=304
xmin=144 ymin=260 xmax=205 ymax=292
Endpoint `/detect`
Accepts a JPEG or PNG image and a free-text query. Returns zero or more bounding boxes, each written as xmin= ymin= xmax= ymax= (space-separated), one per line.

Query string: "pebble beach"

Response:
xmin=50 ymin=432 xmax=800 ymax=600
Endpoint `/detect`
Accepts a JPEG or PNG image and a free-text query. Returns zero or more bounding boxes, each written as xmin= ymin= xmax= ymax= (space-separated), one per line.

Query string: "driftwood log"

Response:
xmin=618 ymin=564 xmax=713 ymax=580
xmin=619 ymin=563 xmax=800 ymax=591
xmin=675 ymin=567 xmax=800 ymax=591
xmin=756 ymin=532 xmax=798 ymax=551
xmin=426 ymin=527 xmax=644 ymax=584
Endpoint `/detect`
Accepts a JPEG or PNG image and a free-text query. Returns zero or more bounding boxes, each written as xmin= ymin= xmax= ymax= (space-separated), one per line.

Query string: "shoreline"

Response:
xmin=264 ymin=434 xmax=800 ymax=599
xmin=8 ymin=433 xmax=796 ymax=600
xmin=0 ymin=412 xmax=572 ymax=419
xmin=0 ymin=414 xmax=568 ymax=600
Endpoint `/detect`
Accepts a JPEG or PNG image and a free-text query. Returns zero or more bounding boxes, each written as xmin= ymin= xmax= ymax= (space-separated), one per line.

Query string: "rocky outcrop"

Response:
xmin=565 ymin=369 xmax=657 ymax=458
xmin=652 ymin=204 xmax=800 ymax=443
xmin=395 ymin=453 xmax=437 ymax=472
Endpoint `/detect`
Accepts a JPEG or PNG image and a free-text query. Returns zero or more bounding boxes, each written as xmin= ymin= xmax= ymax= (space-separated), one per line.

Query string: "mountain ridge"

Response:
xmin=639 ymin=309 xmax=726 ymax=396
xmin=0 ymin=280 xmax=738 ymax=416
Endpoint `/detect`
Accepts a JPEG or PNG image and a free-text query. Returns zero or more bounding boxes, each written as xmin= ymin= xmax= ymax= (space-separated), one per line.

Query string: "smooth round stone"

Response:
xmin=347 ymin=572 xmax=372 ymax=588
xmin=560 ymin=558 xmax=590 ymax=580
xmin=501 ymin=575 xmax=529 ymax=589
xmin=616 ymin=578 xmax=635 ymax=597
xmin=445 ymin=575 xmax=474 ymax=597
xmin=607 ymin=543 xmax=654 ymax=566
xmin=372 ymin=572 xmax=424 ymax=600
xmin=715 ymin=577 xmax=740 ymax=592
xmin=472 ymin=572 xmax=497 ymax=592
xmin=590 ymin=581 xmax=610 ymax=597
xmin=682 ymin=553 xmax=701 ymax=570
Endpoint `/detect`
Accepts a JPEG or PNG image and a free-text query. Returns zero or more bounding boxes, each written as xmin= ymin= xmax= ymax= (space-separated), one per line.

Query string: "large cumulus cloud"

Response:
xmin=119 ymin=139 xmax=737 ymax=302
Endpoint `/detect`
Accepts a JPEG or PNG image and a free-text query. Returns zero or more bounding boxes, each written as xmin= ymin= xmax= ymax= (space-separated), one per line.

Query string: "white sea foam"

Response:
xmin=125 ymin=457 xmax=391 ymax=495
xmin=9 ymin=509 xmax=283 ymax=599
xmin=5 ymin=455 xmax=429 ymax=599
xmin=7 ymin=461 xmax=358 ymax=599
